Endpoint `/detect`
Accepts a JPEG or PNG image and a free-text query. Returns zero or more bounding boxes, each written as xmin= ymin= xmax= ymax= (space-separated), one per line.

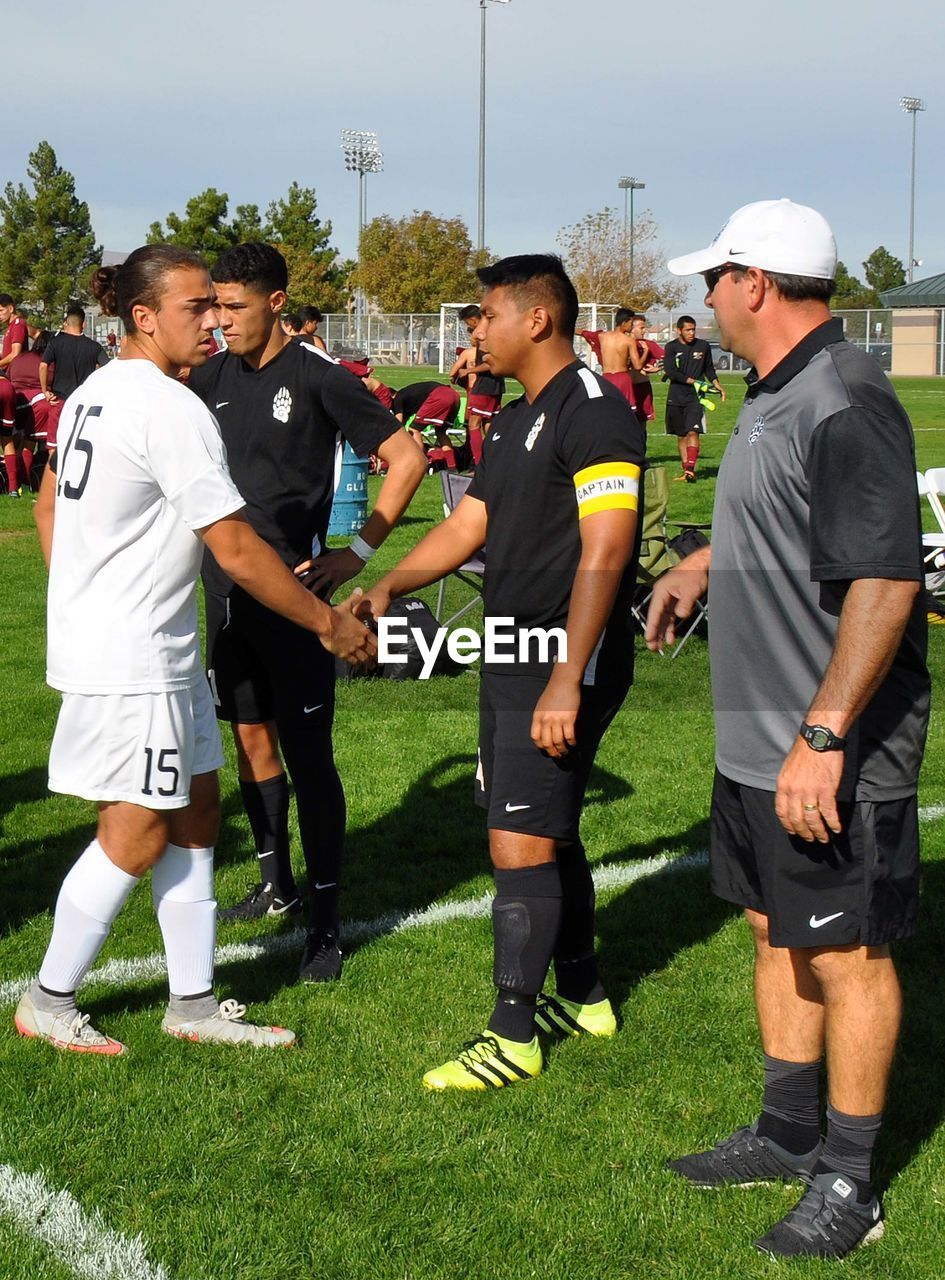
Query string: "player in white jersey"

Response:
xmin=16 ymin=244 xmax=376 ymax=1056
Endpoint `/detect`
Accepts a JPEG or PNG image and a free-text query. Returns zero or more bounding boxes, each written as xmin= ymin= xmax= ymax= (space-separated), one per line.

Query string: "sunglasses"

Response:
xmin=702 ymin=262 xmax=746 ymax=294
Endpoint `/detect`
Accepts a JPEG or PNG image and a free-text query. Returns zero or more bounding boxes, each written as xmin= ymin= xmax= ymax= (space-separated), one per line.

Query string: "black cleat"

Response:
xmin=218 ymin=882 xmax=302 ymax=923
xmin=299 ymin=928 xmax=343 ymax=982
xmin=754 ymin=1170 xmax=884 ymax=1258
xmin=667 ymin=1123 xmax=821 ymax=1188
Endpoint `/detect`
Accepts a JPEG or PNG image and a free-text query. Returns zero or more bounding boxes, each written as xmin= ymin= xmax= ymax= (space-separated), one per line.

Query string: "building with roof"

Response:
xmin=880 ymin=274 xmax=945 ymax=376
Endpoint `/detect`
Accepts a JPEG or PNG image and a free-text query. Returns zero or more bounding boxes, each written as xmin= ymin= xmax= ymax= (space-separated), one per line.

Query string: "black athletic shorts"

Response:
xmin=665 ymin=402 xmax=705 ymax=436
xmin=475 ymin=671 xmax=630 ymax=842
xmin=204 ymin=587 xmax=335 ymax=728
xmin=710 ymin=769 xmax=919 ymax=948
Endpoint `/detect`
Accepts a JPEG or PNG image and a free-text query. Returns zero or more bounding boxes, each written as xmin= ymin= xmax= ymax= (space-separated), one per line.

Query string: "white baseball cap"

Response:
xmin=667 ymin=198 xmax=837 ymax=281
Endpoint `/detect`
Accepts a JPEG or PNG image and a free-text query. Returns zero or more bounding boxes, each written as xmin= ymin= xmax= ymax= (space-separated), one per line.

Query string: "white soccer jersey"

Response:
xmin=46 ymin=359 xmax=245 ymax=694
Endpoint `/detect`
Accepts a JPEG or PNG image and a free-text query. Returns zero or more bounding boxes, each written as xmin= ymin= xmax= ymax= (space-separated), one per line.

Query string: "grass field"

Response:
xmin=1 ymin=372 xmax=944 ymax=1279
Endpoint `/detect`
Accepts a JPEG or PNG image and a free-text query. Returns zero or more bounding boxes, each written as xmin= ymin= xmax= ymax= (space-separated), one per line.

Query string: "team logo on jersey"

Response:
xmin=749 ymin=414 xmax=765 ymax=444
xmin=272 ymin=387 xmax=292 ymax=423
xmin=525 ymin=413 xmax=546 ymax=452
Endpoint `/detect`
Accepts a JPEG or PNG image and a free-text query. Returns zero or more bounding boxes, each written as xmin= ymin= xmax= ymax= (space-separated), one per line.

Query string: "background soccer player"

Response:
xmin=580 ymin=308 xmax=648 ymax=416
xmin=0 ymin=293 xmax=28 ymax=495
xmin=188 ymin=243 xmax=425 ymax=982
xmin=359 ymin=254 xmax=644 ymax=1089
xmin=16 ymin=245 xmax=376 ymax=1057
xmin=449 ymin=304 xmax=505 ymax=463
xmin=662 ymin=315 xmax=724 ymax=481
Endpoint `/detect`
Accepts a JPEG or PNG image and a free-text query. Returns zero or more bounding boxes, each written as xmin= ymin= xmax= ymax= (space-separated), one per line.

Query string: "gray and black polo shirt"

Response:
xmin=709 ymin=317 xmax=929 ymax=800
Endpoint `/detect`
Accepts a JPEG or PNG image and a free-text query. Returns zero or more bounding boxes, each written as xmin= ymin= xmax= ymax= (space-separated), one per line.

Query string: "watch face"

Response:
xmin=810 ymin=728 xmax=830 ymax=750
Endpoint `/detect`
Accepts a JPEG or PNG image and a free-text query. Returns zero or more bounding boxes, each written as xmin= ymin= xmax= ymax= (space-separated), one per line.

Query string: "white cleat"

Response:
xmin=14 ymin=991 xmax=127 ymax=1056
xmin=161 ymin=998 xmax=296 ymax=1049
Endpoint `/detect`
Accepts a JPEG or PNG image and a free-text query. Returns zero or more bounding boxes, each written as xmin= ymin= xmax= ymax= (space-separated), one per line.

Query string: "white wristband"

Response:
xmin=350 ymin=533 xmax=377 ymax=562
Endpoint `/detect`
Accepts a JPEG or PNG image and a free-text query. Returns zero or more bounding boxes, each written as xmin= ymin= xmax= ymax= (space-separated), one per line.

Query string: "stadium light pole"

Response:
xmin=618 ymin=177 xmax=645 ymax=293
xmin=478 ymin=0 xmax=511 ymax=253
xmin=899 ymin=97 xmax=925 ymax=285
xmin=341 ymin=128 xmax=384 ymax=334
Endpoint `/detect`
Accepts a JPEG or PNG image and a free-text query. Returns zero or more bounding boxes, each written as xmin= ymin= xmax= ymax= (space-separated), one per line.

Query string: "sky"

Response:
xmin=1 ymin=0 xmax=941 ymax=307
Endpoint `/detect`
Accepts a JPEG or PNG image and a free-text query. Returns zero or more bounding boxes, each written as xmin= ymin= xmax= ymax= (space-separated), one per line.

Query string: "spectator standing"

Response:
xmin=647 ymin=199 xmax=929 ymax=1260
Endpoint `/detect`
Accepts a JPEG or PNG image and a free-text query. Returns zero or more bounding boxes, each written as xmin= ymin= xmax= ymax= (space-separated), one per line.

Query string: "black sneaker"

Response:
xmin=218 ymin=882 xmax=302 ymax=923
xmin=755 ymin=1170 xmax=884 ymax=1258
xmin=299 ymin=928 xmax=343 ymax=982
xmin=667 ymin=1123 xmax=821 ymax=1188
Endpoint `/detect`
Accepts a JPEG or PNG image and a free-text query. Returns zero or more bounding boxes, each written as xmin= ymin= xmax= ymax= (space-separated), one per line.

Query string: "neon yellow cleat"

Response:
xmin=422 ymin=1031 xmax=542 ymax=1090
xmin=534 ymin=993 xmax=617 ymax=1038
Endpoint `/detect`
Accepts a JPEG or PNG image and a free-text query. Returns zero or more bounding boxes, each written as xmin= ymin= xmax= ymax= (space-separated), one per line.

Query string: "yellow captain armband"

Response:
xmin=573 ymin=462 xmax=641 ymax=519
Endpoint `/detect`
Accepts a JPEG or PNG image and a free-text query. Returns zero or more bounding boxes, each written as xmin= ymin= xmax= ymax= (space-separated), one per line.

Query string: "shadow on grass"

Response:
xmin=875 ymin=856 xmax=945 ymax=1188
xmin=0 ymin=768 xmax=97 ymax=937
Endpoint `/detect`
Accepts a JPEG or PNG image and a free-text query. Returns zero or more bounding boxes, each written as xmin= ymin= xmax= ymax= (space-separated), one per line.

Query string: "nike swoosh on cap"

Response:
xmin=215 ymin=401 xmax=229 ymax=409
xmin=809 ymin=911 xmax=844 ymax=928
xmin=504 ymin=803 xmax=530 ymax=812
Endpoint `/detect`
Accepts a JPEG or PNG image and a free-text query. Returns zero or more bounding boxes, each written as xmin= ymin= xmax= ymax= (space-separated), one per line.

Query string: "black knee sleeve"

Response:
xmin=492 ymin=863 xmax=562 ymax=996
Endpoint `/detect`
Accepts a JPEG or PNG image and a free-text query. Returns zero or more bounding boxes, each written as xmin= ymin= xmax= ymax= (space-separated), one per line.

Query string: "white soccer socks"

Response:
xmin=151 ymin=843 xmax=217 ymax=1004
xmin=37 ymin=838 xmax=139 ymax=997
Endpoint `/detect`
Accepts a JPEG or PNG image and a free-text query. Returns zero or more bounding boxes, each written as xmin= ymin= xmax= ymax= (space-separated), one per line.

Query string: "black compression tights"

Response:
xmin=277 ymin=718 xmax=346 ymax=932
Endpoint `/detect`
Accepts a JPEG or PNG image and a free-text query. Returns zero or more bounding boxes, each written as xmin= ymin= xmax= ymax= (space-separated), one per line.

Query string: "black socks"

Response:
xmin=240 ymin=774 xmax=295 ymax=901
xmin=488 ymin=863 xmax=562 ymax=1044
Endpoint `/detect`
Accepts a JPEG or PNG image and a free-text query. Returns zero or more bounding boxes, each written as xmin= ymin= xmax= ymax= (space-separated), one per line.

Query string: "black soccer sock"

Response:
xmin=755 ymin=1053 xmax=823 ymax=1155
xmin=239 ymin=773 xmax=296 ymax=901
xmin=552 ymin=842 xmax=605 ymax=1004
xmin=487 ymin=863 xmax=562 ymax=1044
xmin=279 ymin=719 xmax=345 ymax=933
xmin=814 ymin=1104 xmax=882 ymax=1199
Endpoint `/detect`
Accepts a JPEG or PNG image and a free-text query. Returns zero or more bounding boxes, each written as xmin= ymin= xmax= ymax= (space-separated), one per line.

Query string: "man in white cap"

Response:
xmin=647 ymin=199 xmax=928 ymax=1259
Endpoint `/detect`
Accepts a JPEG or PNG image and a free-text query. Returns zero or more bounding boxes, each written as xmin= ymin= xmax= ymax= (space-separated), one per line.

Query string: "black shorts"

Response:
xmin=665 ymin=402 xmax=705 ymax=436
xmin=709 ymin=769 xmax=919 ymax=948
xmin=475 ymin=672 xmax=629 ymax=842
xmin=205 ymin=587 xmax=335 ymax=728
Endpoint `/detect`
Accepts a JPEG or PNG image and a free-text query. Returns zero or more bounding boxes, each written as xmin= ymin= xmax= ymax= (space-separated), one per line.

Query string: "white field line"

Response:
xmin=1 ymin=809 xmax=942 ymax=1280
xmin=0 ymin=848 xmax=707 ymax=1009
xmin=2 ymin=804 xmax=943 ymax=1008
xmin=0 ymin=1164 xmax=170 ymax=1280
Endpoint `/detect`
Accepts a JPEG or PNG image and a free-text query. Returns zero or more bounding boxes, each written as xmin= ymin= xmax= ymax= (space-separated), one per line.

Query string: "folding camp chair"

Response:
xmin=631 ymin=464 xmax=709 ymax=658
xmin=918 ymin=470 xmax=945 ymax=609
xmin=434 ymin=470 xmax=486 ymax=627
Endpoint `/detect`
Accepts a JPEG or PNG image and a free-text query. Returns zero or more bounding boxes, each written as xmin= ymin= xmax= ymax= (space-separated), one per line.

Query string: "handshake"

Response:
xmin=692 ymin=378 xmax=721 ymax=410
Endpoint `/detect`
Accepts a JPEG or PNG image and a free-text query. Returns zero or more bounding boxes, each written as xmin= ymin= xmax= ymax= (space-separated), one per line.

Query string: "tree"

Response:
xmin=353 ymin=212 xmax=482 ymax=312
xmin=831 ymin=261 xmax=878 ymax=310
xmin=147 ymin=181 xmax=345 ymax=307
xmin=863 ymin=246 xmax=906 ymax=295
xmin=263 ymin=183 xmax=345 ymax=311
xmin=556 ymin=206 xmax=685 ymax=309
xmin=0 ymin=141 xmax=100 ymax=317
xmin=147 ymin=187 xmax=239 ymax=264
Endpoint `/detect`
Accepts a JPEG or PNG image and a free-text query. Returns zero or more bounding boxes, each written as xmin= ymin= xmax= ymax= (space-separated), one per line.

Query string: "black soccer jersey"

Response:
xmin=188 ymin=341 xmax=400 ymax=594
xmin=42 ymin=331 xmax=108 ymax=399
xmin=662 ymin=338 xmax=716 ymax=406
xmin=466 ymin=360 xmax=646 ymax=681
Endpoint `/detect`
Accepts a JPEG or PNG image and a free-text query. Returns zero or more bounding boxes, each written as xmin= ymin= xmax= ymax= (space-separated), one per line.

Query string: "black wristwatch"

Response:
xmin=799 ymin=721 xmax=846 ymax=752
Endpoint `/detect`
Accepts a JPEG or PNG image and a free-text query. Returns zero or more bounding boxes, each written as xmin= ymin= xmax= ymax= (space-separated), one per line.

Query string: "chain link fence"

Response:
xmin=82 ymin=304 xmax=945 ymax=377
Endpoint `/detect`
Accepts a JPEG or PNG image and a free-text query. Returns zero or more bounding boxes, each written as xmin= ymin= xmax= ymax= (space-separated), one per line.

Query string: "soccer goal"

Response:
xmin=438 ymin=302 xmax=620 ymax=373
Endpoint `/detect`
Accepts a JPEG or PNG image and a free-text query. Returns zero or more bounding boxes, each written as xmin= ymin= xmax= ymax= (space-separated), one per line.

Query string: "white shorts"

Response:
xmin=48 ymin=680 xmax=224 ymax=810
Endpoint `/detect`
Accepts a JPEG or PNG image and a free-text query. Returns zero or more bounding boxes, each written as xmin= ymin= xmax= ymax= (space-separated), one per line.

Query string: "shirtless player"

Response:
xmin=580 ymin=309 xmax=646 ymax=414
